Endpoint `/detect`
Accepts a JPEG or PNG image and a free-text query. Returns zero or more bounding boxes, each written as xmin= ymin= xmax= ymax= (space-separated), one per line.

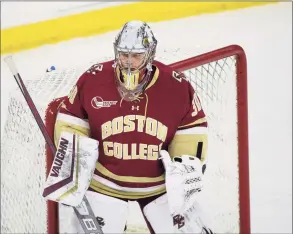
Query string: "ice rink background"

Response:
xmin=1 ymin=2 xmax=292 ymax=233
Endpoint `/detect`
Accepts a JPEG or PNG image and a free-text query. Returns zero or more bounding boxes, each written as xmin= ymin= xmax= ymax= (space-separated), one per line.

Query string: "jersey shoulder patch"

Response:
xmin=82 ymin=60 xmax=114 ymax=84
xmin=171 ymin=70 xmax=188 ymax=83
xmin=84 ymin=60 xmax=114 ymax=76
xmin=85 ymin=63 xmax=104 ymax=75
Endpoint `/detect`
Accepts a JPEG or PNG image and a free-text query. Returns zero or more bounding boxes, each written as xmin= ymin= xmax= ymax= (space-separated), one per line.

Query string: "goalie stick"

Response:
xmin=4 ymin=55 xmax=103 ymax=234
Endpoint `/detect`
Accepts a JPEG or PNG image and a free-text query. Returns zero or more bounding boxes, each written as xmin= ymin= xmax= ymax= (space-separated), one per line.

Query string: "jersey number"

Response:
xmin=68 ymin=85 xmax=78 ymax=104
xmin=172 ymin=71 xmax=201 ymax=116
xmin=191 ymin=94 xmax=202 ymax=117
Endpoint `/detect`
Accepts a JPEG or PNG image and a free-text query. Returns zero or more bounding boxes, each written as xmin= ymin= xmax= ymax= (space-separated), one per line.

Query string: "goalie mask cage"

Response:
xmin=1 ymin=44 xmax=250 ymax=234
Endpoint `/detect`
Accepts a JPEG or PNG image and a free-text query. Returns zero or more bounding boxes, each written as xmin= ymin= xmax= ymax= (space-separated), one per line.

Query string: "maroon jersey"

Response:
xmin=55 ymin=60 xmax=207 ymax=199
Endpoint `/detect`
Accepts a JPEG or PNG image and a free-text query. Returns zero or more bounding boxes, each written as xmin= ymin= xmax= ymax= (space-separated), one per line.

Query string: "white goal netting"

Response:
xmin=1 ymin=46 xmax=248 ymax=234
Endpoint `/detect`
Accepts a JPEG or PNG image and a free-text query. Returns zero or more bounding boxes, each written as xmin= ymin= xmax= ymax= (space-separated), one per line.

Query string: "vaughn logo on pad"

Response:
xmin=43 ymin=132 xmax=99 ymax=206
xmin=50 ymin=137 xmax=69 ymax=177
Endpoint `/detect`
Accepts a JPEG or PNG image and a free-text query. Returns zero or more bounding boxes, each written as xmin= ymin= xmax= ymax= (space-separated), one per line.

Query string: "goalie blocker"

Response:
xmin=43 ymin=131 xmax=99 ymax=206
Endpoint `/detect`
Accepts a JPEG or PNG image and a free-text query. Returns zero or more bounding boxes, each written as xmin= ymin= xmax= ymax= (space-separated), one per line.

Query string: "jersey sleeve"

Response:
xmin=54 ymin=72 xmax=90 ymax=146
xmin=168 ymin=81 xmax=208 ymax=170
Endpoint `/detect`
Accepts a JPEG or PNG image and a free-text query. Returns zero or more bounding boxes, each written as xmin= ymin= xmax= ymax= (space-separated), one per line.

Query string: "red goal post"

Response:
xmin=43 ymin=44 xmax=250 ymax=234
xmin=171 ymin=45 xmax=250 ymax=234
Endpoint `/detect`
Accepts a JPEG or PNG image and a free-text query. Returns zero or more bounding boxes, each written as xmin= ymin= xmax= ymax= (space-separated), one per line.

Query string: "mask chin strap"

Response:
xmin=117 ymin=68 xmax=152 ymax=102
xmin=121 ymin=70 xmax=140 ymax=90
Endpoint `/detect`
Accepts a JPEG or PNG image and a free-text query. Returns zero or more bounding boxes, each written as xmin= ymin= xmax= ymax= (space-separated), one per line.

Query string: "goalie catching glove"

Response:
xmin=43 ymin=131 xmax=99 ymax=206
xmin=160 ymin=150 xmax=204 ymax=216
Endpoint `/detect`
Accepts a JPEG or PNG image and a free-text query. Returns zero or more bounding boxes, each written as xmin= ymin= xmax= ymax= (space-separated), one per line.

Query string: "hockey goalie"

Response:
xmin=43 ymin=20 xmax=214 ymax=234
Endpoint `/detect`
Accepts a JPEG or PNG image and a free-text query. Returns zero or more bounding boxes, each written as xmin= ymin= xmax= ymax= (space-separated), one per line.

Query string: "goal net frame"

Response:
xmin=173 ymin=45 xmax=250 ymax=234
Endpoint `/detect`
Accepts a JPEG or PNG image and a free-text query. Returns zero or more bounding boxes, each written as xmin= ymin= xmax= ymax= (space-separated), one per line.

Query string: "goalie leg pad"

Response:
xmin=143 ymin=194 xmax=214 ymax=233
xmin=59 ymin=191 xmax=129 ymax=233
xmin=143 ymin=193 xmax=175 ymax=233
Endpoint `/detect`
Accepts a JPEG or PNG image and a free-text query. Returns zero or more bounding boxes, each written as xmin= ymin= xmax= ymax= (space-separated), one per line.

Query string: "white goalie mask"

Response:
xmin=113 ymin=20 xmax=157 ymax=101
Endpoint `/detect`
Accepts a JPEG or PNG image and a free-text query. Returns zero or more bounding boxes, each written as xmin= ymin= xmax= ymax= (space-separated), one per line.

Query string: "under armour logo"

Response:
xmin=132 ymin=106 xmax=139 ymax=111
xmin=173 ymin=214 xmax=185 ymax=229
